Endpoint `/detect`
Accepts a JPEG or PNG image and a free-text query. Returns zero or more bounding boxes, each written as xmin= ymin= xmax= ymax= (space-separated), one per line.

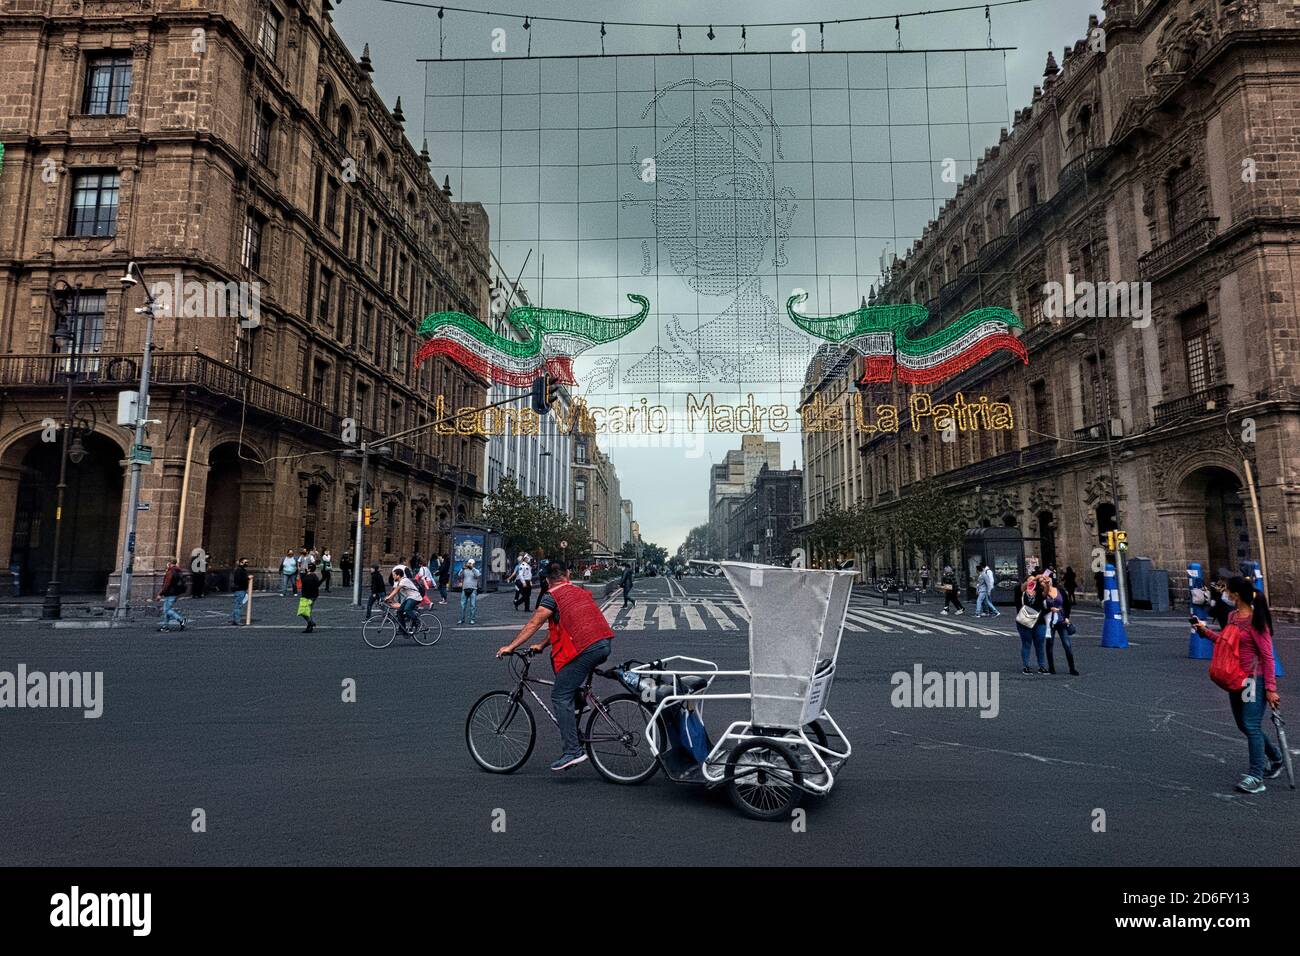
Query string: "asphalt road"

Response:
xmin=1 ymin=574 xmax=1296 ymax=866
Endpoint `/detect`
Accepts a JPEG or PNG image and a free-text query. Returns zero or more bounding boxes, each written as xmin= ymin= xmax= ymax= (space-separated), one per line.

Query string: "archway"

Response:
xmin=1178 ymin=466 xmax=1247 ymax=576
xmin=9 ymin=431 xmax=124 ymax=595
xmin=202 ymin=444 xmax=244 ymax=568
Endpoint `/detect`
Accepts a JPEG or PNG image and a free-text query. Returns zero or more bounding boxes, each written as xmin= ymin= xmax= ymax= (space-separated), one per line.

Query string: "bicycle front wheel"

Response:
xmin=585 ymin=694 xmax=660 ymax=785
xmin=363 ymin=614 xmax=396 ymax=649
xmin=466 ymin=691 xmax=536 ymax=773
xmin=412 ymin=611 xmax=442 ymax=646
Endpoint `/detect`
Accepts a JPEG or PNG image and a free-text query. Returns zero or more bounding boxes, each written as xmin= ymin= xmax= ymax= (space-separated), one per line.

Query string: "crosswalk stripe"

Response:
xmin=724 ymin=601 xmax=750 ymax=622
xmin=702 ymin=600 xmax=738 ymax=630
xmin=878 ymin=606 xmax=1002 ymax=636
xmin=869 ymin=607 xmax=962 ymax=635
xmin=844 ymin=609 xmax=908 ymax=633
xmin=624 ymin=603 xmax=648 ymax=630
xmin=602 ymin=602 xmax=618 ymax=626
xmin=655 ymin=604 xmax=676 ymax=629
xmin=848 ymin=608 xmax=929 ymax=633
xmin=682 ymin=604 xmax=706 ymax=630
xmin=840 ymin=617 xmax=867 ymax=633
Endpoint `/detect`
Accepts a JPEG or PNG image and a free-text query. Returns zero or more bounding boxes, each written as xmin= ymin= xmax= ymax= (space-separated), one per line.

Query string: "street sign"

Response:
xmin=136 ymin=502 xmax=150 ymax=512
xmin=131 ymin=444 xmax=152 ymax=464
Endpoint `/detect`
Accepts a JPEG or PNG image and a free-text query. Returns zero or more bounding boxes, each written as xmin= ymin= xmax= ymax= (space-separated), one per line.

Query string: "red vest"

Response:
xmin=547 ymin=581 xmax=613 ymax=672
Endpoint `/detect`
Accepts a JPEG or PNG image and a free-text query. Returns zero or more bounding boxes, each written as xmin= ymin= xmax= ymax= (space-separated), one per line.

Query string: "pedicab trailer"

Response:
xmin=615 ymin=561 xmax=857 ymax=820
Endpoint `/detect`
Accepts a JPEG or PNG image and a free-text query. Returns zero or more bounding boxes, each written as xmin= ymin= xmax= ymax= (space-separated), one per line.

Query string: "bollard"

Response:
xmin=245 ymin=575 xmax=253 ymax=626
xmin=1100 ymin=562 xmax=1129 ymax=648
xmin=1187 ymin=562 xmax=1213 ymax=659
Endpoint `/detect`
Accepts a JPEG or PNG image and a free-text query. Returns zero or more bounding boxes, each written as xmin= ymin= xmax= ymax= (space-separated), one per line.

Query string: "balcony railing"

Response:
xmin=1153 ymin=383 xmax=1232 ymax=427
xmin=0 ymin=352 xmax=464 ymax=482
xmin=977 ymin=233 xmax=1011 ymax=268
xmin=1006 ymin=201 xmax=1044 ymax=238
xmin=1138 ymin=217 xmax=1218 ymax=280
xmin=1057 ymin=148 xmax=1106 ymax=193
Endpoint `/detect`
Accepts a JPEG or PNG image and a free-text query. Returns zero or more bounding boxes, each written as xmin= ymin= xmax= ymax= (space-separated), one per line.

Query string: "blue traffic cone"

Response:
xmin=1100 ymin=562 xmax=1128 ymax=648
xmin=1187 ymin=561 xmax=1213 ymax=660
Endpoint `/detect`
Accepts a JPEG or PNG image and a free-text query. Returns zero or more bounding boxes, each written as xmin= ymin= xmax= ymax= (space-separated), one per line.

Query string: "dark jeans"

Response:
xmin=1047 ymin=622 xmax=1075 ymax=672
xmin=552 ymin=638 xmax=612 ymax=755
xmin=622 ymin=583 xmax=634 ymax=607
xmin=1017 ymin=621 xmax=1046 ymax=668
xmin=1229 ymin=682 xmax=1283 ymax=778
xmin=322 ymin=570 xmax=331 ymax=591
xmin=943 ymin=588 xmax=963 ymax=611
xmin=366 ymin=592 xmax=383 ymax=616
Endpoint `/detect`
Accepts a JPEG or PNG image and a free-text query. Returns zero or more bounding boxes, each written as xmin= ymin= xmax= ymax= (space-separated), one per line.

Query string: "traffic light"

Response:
xmin=1105 ymin=531 xmax=1116 ymax=550
xmin=363 ymin=507 xmax=372 ymax=527
xmin=530 ymin=374 xmax=552 ymax=415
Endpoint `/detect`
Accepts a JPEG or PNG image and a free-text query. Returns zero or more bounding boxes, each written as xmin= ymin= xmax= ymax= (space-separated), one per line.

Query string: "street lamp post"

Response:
xmin=1072 ymin=329 xmax=1129 ymax=624
xmin=42 ymin=287 xmax=76 ymax=619
xmin=114 ymin=262 xmax=160 ymax=622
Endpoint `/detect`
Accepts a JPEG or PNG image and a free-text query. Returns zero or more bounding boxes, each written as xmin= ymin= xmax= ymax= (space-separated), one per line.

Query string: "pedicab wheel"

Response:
xmin=465 ymin=691 xmax=536 ymax=773
xmin=725 ymin=738 xmax=804 ymax=821
xmin=363 ymin=614 xmax=396 ymax=649
xmin=585 ymin=694 xmax=660 ymax=785
xmin=411 ymin=611 xmax=443 ymax=646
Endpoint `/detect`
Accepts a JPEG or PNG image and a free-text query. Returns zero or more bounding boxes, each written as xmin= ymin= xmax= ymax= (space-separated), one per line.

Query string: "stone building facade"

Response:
xmin=0 ymin=0 xmax=490 ymax=601
xmin=802 ymin=0 xmax=1300 ymax=610
xmin=727 ymin=463 xmax=803 ymax=566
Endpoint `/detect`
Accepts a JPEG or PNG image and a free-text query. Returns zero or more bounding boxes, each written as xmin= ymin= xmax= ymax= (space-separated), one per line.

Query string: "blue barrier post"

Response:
xmin=1101 ymin=562 xmax=1129 ymax=648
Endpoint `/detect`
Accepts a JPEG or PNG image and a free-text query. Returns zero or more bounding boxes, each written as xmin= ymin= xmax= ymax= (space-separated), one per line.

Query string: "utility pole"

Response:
xmin=114 ymin=262 xmax=159 ymax=622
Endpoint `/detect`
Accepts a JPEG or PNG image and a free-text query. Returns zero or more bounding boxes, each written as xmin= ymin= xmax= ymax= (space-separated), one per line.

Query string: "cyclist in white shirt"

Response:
xmin=384 ymin=566 xmax=422 ymax=631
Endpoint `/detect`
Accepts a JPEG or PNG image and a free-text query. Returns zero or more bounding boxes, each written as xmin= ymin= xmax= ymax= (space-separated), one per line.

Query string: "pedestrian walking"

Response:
xmin=1016 ymin=573 xmax=1049 ymax=675
xmin=939 ymin=565 xmax=964 ymax=615
xmin=410 ymin=551 xmax=425 ymax=575
xmin=1063 ymin=566 xmax=1078 ymax=602
xmin=1094 ymin=568 xmax=1105 ymax=601
xmin=1192 ymin=577 xmax=1284 ymax=794
xmin=416 ymin=558 xmax=435 ymax=608
xmin=191 ymin=557 xmax=207 ymax=598
xmin=230 ymin=557 xmax=251 ymax=626
xmin=975 ymin=563 xmax=1000 ymax=617
xmin=510 ymin=553 xmax=533 ymax=612
xmin=280 ymin=550 xmax=297 ymax=596
xmin=299 ymin=562 xmax=321 ymax=632
xmin=620 ymin=562 xmax=635 ymax=609
xmin=1045 ymin=573 xmax=1078 ymax=675
xmin=296 ymin=548 xmax=309 ymax=594
xmin=366 ymin=564 xmax=385 ymax=616
xmin=320 ymin=548 xmax=332 ymax=592
xmin=920 ymin=565 xmax=930 ymax=592
xmin=340 ymin=551 xmax=354 ymax=588
xmin=156 ymin=558 xmax=187 ymax=632
xmin=458 ymin=558 xmax=480 ymax=625
xmin=436 ymin=554 xmax=450 ymax=604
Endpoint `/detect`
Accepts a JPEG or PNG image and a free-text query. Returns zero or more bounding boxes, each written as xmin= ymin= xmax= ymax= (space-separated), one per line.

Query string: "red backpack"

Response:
xmin=1208 ymin=621 xmax=1249 ymax=692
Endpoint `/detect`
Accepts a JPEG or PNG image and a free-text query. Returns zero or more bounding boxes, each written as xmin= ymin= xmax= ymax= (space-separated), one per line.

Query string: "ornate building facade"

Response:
xmin=802 ymin=0 xmax=1300 ymax=610
xmin=0 ymin=0 xmax=490 ymax=600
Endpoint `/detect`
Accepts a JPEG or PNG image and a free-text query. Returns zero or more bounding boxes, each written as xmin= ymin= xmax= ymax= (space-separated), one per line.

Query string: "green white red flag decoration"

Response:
xmin=415 ymin=294 xmax=649 ymax=387
xmin=786 ymin=292 xmax=1028 ymax=385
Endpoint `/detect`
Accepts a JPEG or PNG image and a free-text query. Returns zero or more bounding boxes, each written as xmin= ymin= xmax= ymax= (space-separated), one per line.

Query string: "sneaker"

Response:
xmin=1069 ymin=668 xmax=1079 ymax=676
xmin=1235 ymin=774 xmax=1266 ymax=794
xmin=939 ymin=609 xmax=949 ymax=616
xmin=456 ymin=619 xmax=464 ymax=625
xmin=1022 ymin=667 xmax=1033 ymax=675
xmin=955 ymin=608 xmax=965 ymax=615
xmin=1265 ymin=760 xmax=1285 ymax=780
xmin=550 ymin=751 xmax=588 ymax=772
xmin=1037 ymin=667 xmax=1047 ymax=674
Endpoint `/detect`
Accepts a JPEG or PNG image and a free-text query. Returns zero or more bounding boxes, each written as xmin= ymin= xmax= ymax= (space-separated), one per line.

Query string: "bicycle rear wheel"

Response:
xmin=412 ymin=611 xmax=442 ymax=646
xmin=466 ymin=691 xmax=536 ymax=773
xmin=585 ymin=694 xmax=660 ymax=784
xmin=363 ymin=614 xmax=396 ymax=649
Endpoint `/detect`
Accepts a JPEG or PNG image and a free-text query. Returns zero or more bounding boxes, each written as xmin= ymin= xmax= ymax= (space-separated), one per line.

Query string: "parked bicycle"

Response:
xmin=465 ymin=649 xmax=658 ymax=783
xmin=363 ymin=604 xmax=442 ymax=649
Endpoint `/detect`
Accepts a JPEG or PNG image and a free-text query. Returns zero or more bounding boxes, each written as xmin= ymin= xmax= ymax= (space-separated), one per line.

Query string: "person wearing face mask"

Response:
xmin=1192 ymin=577 xmax=1284 ymax=794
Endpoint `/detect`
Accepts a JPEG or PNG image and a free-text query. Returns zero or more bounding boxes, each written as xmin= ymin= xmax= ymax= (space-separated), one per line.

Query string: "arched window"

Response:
xmin=319 ymin=82 xmax=334 ymax=127
xmin=1022 ymin=163 xmax=1040 ymax=208
xmin=337 ymin=104 xmax=352 ymax=148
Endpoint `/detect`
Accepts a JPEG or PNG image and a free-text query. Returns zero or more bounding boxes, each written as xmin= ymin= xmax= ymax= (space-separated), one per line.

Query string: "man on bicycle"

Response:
xmin=384 ymin=566 xmax=422 ymax=631
xmin=496 ymin=560 xmax=614 ymax=772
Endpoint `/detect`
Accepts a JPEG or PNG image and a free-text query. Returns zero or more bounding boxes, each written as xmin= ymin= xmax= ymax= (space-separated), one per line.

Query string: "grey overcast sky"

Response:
xmin=334 ymin=0 xmax=1104 ymax=553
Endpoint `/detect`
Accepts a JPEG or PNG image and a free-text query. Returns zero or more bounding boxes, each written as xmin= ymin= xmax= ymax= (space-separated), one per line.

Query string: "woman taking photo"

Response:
xmin=1192 ymin=577 xmax=1284 ymax=794
xmin=1016 ymin=572 xmax=1049 ymax=675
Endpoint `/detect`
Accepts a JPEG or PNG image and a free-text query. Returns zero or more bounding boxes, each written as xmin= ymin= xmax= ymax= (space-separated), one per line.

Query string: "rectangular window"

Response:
xmin=67 ymin=171 xmax=120 ymax=237
xmin=366 ymin=221 xmax=378 ymax=267
xmin=360 ymin=302 xmax=373 ymax=352
xmin=355 ymin=382 xmax=369 ymax=424
xmin=241 ymin=210 xmax=264 ymax=271
xmin=341 ymin=195 xmax=353 ymax=254
xmin=317 ymin=268 xmax=333 ymax=325
xmin=311 ymin=167 xmax=323 ymax=223
xmin=1184 ymin=329 xmax=1212 ymax=393
xmin=257 ymin=7 xmax=281 ymax=59
xmin=379 ymin=236 xmax=390 ymax=288
xmin=1031 ymin=379 xmax=1050 ymax=434
xmin=336 ymin=283 xmax=348 ymax=340
xmin=252 ymin=104 xmax=273 ymax=165
xmin=324 ymin=177 xmax=339 ymax=232
xmin=312 ymin=360 xmax=328 ymax=404
xmin=56 ymin=291 xmax=107 ymax=374
xmin=83 ymin=54 xmax=132 ymax=116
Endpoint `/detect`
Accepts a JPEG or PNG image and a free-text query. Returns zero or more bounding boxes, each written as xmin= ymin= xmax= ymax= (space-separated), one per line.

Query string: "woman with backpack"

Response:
xmin=1015 ymin=572 xmax=1048 ymax=675
xmin=1192 ymin=577 xmax=1283 ymax=794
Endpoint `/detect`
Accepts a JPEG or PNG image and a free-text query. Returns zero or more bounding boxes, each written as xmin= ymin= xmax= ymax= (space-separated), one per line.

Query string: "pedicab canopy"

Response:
xmin=721 ymin=562 xmax=857 ymax=729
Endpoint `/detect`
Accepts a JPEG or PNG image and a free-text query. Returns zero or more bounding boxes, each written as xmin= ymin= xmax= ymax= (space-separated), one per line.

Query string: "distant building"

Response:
xmin=727 ymin=464 xmax=803 ymax=565
xmin=708 ymin=435 xmax=781 ymax=559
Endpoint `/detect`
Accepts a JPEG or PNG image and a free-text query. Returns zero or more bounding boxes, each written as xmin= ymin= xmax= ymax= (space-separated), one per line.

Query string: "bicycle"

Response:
xmin=465 ymin=649 xmax=660 ymax=784
xmin=363 ymin=603 xmax=442 ymax=649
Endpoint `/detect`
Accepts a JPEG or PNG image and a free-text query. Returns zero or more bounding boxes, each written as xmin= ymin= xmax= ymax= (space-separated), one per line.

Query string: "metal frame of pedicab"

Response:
xmin=628 ymin=561 xmax=857 ymax=795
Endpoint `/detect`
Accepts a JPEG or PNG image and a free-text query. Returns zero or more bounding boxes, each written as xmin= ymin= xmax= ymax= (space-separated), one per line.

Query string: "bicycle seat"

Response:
xmin=679 ymin=675 xmax=710 ymax=694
